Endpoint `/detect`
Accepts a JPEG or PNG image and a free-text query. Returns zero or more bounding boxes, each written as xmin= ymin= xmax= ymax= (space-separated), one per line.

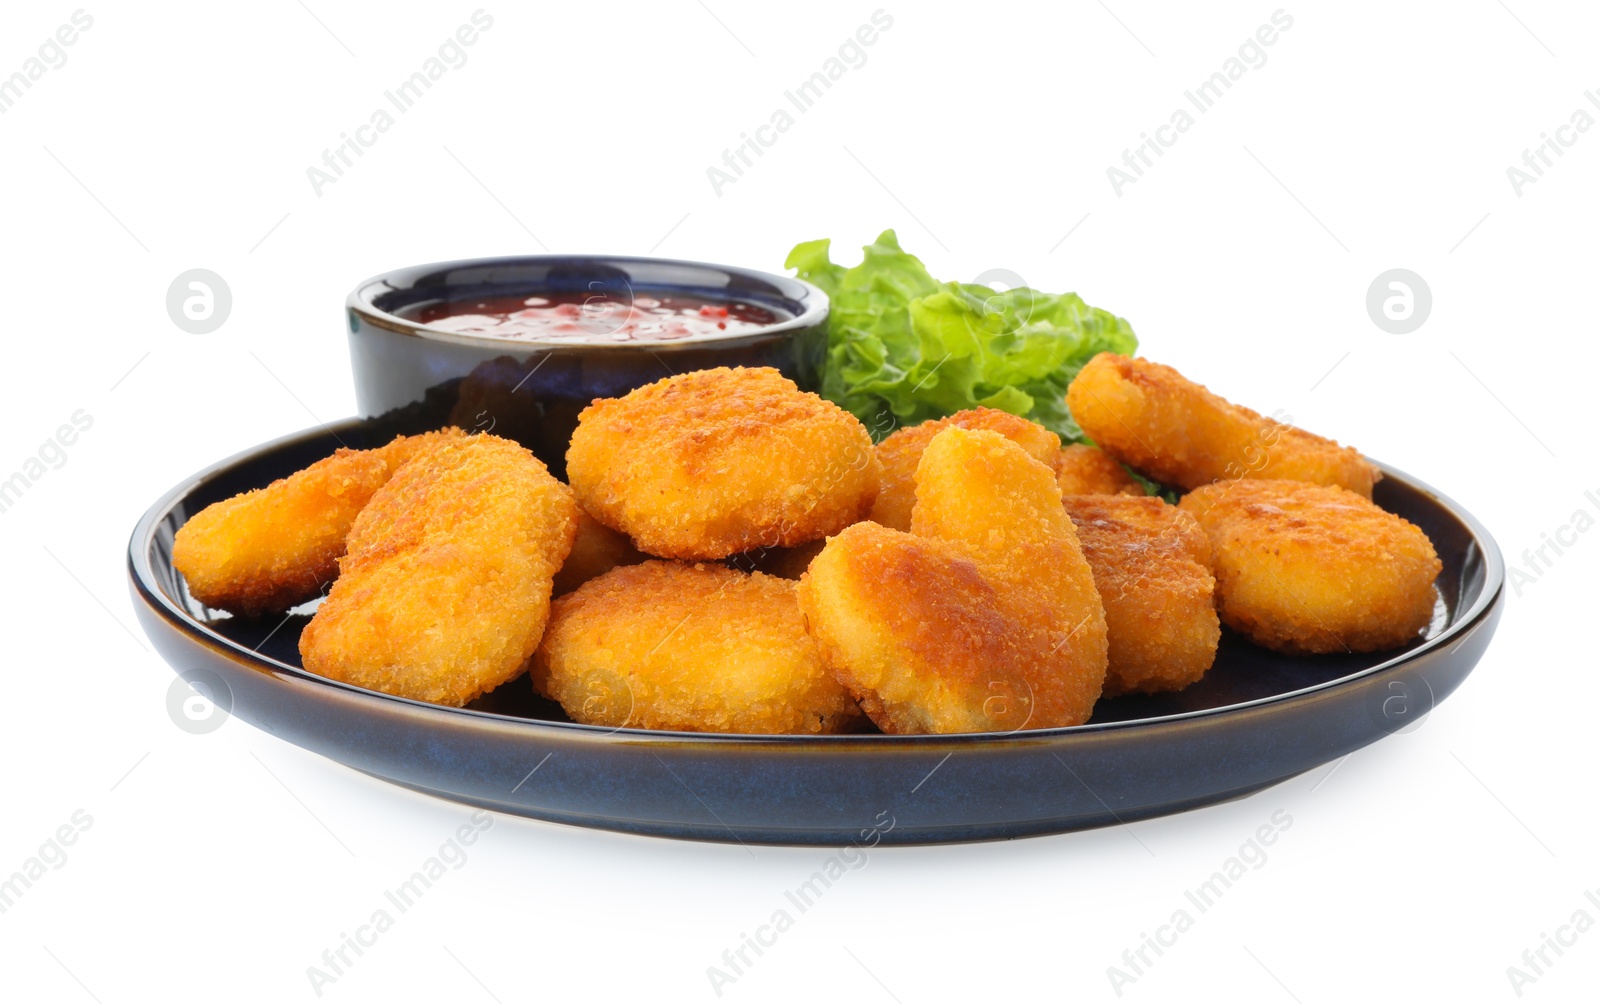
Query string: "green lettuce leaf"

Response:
xmin=784 ymin=230 xmax=1137 ymax=443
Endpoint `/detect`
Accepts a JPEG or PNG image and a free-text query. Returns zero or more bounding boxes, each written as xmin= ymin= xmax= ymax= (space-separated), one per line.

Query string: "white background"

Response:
xmin=1 ymin=1 xmax=1596 ymax=1001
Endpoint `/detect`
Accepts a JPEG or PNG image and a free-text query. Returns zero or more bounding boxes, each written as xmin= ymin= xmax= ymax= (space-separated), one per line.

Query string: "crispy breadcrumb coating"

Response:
xmin=1063 ymin=494 xmax=1219 ymax=695
xmin=1068 ymin=353 xmax=1379 ymax=496
xmin=566 ymin=367 xmax=880 ymax=559
xmin=534 ymin=561 xmax=862 ymax=734
xmin=1055 ymin=444 xmax=1145 ymax=497
xmin=299 ymin=434 xmax=578 ymax=706
xmin=372 ymin=429 xmax=463 ymax=472
xmin=172 ymin=429 xmax=462 ymax=616
xmin=1179 ymin=479 xmax=1441 ymax=654
xmin=553 ymin=509 xmax=646 ymax=596
xmin=869 ymin=407 xmax=1061 ymax=531
xmin=799 ymin=428 xmax=1108 ymax=734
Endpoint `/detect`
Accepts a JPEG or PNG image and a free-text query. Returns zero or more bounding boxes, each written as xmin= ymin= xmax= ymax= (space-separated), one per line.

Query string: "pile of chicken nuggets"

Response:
xmin=172 ymin=355 xmax=1442 ymax=736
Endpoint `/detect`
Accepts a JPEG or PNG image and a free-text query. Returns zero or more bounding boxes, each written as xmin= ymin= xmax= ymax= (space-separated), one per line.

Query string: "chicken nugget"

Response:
xmin=1068 ymin=353 xmax=1380 ymax=496
xmin=1063 ymin=494 xmax=1219 ymax=695
xmin=566 ymin=367 xmax=880 ymax=559
xmin=799 ymin=428 xmax=1108 ymax=734
xmin=552 ymin=509 xmax=646 ymax=596
xmin=869 ymin=408 xmax=1061 ymax=531
xmin=1178 ymin=479 xmax=1441 ymax=654
xmin=172 ymin=428 xmax=462 ymax=616
xmin=372 ymin=428 xmax=464 ymax=471
xmin=534 ymin=561 xmax=861 ymax=734
xmin=1055 ymin=443 xmax=1145 ymax=497
xmin=300 ymin=434 xmax=578 ymax=706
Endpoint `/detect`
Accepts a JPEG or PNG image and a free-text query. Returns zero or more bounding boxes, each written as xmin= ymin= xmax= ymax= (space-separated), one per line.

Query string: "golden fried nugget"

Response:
xmin=1055 ymin=444 xmax=1145 ymax=497
xmin=799 ymin=428 xmax=1108 ymax=734
xmin=552 ymin=509 xmax=646 ymax=596
xmin=172 ymin=429 xmax=462 ymax=616
xmin=1063 ymin=495 xmax=1220 ymax=695
xmin=869 ymin=407 xmax=1060 ymax=532
xmin=372 ymin=429 xmax=463 ymax=471
xmin=1178 ymin=479 xmax=1441 ymax=655
xmin=566 ymin=367 xmax=880 ymax=559
xmin=300 ymin=434 xmax=578 ymax=706
xmin=534 ymin=561 xmax=861 ymax=734
xmin=1068 ymin=354 xmax=1380 ymax=496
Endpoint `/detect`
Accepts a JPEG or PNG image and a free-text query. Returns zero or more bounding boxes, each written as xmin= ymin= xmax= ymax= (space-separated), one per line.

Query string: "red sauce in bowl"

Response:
xmin=400 ymin=291 xmax=783 ymax=343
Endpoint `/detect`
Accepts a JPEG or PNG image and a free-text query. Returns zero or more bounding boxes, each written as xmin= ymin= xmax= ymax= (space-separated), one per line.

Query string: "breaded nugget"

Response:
xmin=799 ymin=428 xmax=1108 ymax=734
xmin=1178 ymin=479 xmax=1441 ymax=654
xmin=172 ymin=429 xmax=462 ymax=616
xmin=1068 ymin=353 xmax=1380 ymax=496
xmin=1063 ymin=495 xmax=1220 ymax=695
xmin=300 ymin=434 xmax=578 ymax=706
xmin=566 ymin=367 xmax=880 ymax=559
xmin=534 ymin=561 xmax=861 ymax=734
xmin=372 ymin=428 xmax=463 ymax=471
xmin=869 ymin=408 xmax=1061 ymax=531
xmin=552 ymin=509 xmax=646 ymax=596
xmin=1055 ymin=443 xmax=1145 ymax=497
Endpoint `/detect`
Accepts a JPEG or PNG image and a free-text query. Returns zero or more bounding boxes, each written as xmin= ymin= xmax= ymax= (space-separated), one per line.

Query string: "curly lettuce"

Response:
xmin=785 ymin=230 xmax=1137 ymax=442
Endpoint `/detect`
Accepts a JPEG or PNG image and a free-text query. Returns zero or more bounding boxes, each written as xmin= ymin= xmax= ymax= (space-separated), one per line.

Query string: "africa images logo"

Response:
xmin=1105 ymin=10 xmax=1294 ymax=197
xmin=0 ymin=411 xmax=93 ymax=516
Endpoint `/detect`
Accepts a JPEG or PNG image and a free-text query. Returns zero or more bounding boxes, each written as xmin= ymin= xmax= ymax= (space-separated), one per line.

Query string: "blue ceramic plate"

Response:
xmin=129 ymin=419 xmax=1504 ymax=845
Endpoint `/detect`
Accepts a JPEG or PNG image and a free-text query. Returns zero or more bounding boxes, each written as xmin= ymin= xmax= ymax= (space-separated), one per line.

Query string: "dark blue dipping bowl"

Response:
xmin=346 ymin=256 xmax=829 ymax=474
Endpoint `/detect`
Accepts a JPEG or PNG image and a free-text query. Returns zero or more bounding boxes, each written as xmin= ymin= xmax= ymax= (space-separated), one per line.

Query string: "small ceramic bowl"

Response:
xmin=346 ymin=256 xmax=829 ymax=473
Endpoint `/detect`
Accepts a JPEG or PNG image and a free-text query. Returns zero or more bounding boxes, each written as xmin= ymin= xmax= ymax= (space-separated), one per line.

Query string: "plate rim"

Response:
xmin=129 ymin=418 xmax=1505 ymax=748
